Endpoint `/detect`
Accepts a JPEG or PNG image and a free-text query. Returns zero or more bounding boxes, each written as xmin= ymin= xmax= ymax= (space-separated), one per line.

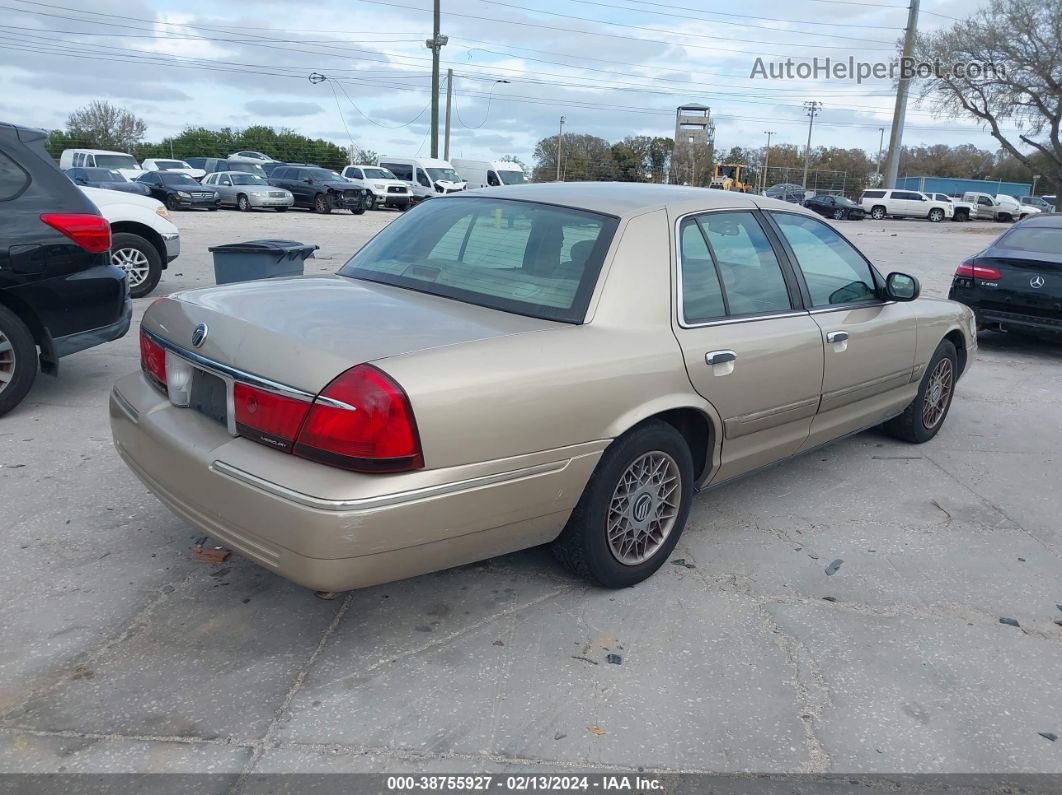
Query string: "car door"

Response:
xmin=139 ymin=172 xmax=161 ymax=201
xmin=213 ymin=174 xmax=231 ymax=205
xmin=767 ymin=211 xmax=918 ymax=448
xmin=672 ymin=210 xmax=825 ymax=483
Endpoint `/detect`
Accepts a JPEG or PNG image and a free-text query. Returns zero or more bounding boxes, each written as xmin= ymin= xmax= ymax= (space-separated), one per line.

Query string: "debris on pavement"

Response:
xmin=588 ymin=725 xmax=607 ymax=736
xmin=822 ymin=596 xmax=838 ymax=602
xmin=492 ymin=640 xmax=505 ymax=647
xmin=1039 ymin=732 xmax=1057 ymax=742
xmin=999 ymin=617 xmax=1020 ymax=627
xmin=606 ymin=654 xmax=622 ymax=665
xmin=192 ymin=538 xmax=230 ymax=563
xmin=571 ymin=656 xmax=598 ymax=665
xmin=314 ymin=591 xmax=339 ymax=600
xmin=554 ymin=732 xmax=566 ymax=741
xmin=825 ymin=559 xmax=843 ymax=576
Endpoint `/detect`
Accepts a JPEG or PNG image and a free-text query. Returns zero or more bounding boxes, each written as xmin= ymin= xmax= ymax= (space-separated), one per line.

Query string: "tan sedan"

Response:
xmin=111 ymin=184 xmax=976 ymax=592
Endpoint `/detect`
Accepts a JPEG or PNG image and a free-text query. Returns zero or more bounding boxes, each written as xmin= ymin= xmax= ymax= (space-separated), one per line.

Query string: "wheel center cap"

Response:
xmin=632 ymin=492 xmax=654 ymax=523
xmin=929 ymin=384 xmax=942 ymax=404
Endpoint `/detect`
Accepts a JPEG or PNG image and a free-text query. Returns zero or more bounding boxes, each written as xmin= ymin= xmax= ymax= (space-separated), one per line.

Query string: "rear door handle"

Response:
xmin=826 ymin=331 xmax=849 ymax=343
xmin=705 ymin=350 xmax=737 ymax=365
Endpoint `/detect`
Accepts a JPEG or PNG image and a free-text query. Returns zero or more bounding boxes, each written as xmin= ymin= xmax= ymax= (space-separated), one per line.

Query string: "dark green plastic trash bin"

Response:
xmin=208 ymin=239 xmax=319 ymax=285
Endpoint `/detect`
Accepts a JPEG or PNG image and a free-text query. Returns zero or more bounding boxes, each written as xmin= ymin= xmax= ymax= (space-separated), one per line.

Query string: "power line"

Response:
xmin=600 ymin=0 xmax=902 ymax=28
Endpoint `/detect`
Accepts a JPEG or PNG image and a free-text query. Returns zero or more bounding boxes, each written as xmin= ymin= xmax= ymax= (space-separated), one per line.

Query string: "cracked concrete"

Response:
xmin=1 ymin=213 xmax=1061 ymax=776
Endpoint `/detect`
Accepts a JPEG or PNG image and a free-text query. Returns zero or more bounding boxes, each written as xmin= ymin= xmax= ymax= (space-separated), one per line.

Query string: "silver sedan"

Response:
xmin=203 ymin=171 xmax=294 ymax=212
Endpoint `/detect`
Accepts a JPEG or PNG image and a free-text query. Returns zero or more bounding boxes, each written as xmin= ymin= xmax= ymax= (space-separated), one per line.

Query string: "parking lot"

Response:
xmin=2 ymin=209 xmax=1061 ymax=777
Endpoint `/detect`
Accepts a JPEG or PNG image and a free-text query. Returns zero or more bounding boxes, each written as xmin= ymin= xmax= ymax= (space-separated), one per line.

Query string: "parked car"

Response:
xmin=764 ymin=183 xmax=806 ymax=204
xmin=1 ymin=121 xmax=130 ymax=417
xmin=185 ymin=158 xmax=267 ymax=179
xmin=378 ymin=156 xmax=466 ymax=201
xmin=66 ymin=167 xmax=151 ymax=197
xmin=451 ymin=158 xmax=528 ymax=188
xmin=949 ymin=213 xmax=1061 ymax=339
xmin=228 ymin=150 xmax=278 ymax=164
xmin=110 ymin=184 xmax=975 ymax=592
xmin=267 ymin=165 xmax=369 ymax=214
xmin=962 ymin=192 xmax=1023 ymax=222
xmin=141 ymin=158 xmax=206 ymax=180
xmin=341 ymin=165 xmax=411 ymax=210
xmin=928 ymin=193 xmax=978 ymax=222
xmin=803 ymin=194 xmax=865 ymax=221
xmin=136 ymin=171 xmax=219 ymax=211
xmin=202 ymin=171 xmax=294 ymax=212
xmin=58 ymin=148 xmax=145 ymax=181
xmin=997 ymin=194 xmax=1039 ymax=220
xmin=81 ymin=186 xmax=180 ymax=298
xmin=860 ymin=189 xmax=953 ymax=222
xmin=1019 ymin=196 xmax=1053 ymax=213
xmin=1041 ymin=195 xmax=1057 ymax=210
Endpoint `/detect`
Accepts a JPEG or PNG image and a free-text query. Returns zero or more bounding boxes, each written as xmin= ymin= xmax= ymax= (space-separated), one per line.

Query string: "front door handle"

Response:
xmin=826 ymin=330 xmax=849 ymax=344
xmin=705 ymin=350 xmax=737 ymax=365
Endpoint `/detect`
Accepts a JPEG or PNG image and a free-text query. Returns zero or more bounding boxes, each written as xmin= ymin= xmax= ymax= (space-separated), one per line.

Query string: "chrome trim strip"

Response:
xmin=209 ymin=459 xmax=570 ymax=512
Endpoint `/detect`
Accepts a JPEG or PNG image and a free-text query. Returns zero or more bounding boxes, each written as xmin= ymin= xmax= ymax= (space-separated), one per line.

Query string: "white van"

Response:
xmin=59 ymin=149 xmax=144 ymax=181
xmin=451 ymin=158 xmax=528 ymax=189
xmin=377 ymin=156 xmax=466 ymax=200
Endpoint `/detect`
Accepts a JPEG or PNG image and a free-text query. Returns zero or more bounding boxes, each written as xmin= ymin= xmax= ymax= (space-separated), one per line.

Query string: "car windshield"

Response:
xmin=304 ymin=168 xmax=343 ymax=181
xmin=231 ymin=174 xmax=268 ymax=185
xmin=834 ymin=196 xmax=856 ymax=207
xmin=426 ymin=167 xmax=461 ymax=183
xmin=339 ymin=197 xmax=618 ymax=323
xmin=996 ymin=227 xmax=1062 ymax=254
xmin=84 ymin=168 xmax=126 ymax=181
xmin=94 ymin=154 xmax=138 ymax=169
xmin=154 ymin=160 xmax=188 ymax=170
xmin=159 ymin=173 xmax=200 ymax=186
xmin=498 ymin=169 xmax=527 ymax=185
xmin=362 ymin=167 xmax=395 ymax=180
xmin=228 ymin=163 xmax=266 ymax=175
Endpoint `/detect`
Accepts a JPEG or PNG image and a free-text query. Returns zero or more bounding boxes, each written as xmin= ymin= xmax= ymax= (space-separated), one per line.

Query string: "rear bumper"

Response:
xmin=109 ymin=372 xmax=602 ymax=591
xmin=971 ymin=307 xmax=1062 ymax=335
xmin=53 ymin=298 xmax=132 ymax=357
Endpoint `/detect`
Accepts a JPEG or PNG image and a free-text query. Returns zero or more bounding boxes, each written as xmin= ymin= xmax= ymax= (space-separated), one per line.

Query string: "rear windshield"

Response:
xmin=339 ymin=197 xmax=618 ymax=323
xmin=94 ymin=154 xmax=138 ymax=169
xmin=996 ymin=227 xmax=1062 ymax=255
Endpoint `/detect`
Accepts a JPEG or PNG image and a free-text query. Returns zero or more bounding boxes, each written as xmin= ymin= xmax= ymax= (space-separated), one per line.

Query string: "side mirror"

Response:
xmin=74 ymin=177 xmax=87 ymax=185
xmin=303 ymin=177 xmax=313 ymax=184
xmin=885 ymin=272 xmax=920 ymax=301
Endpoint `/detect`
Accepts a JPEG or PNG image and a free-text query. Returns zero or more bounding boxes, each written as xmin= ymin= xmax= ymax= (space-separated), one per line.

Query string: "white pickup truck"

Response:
xmin=80 ymin=186 xmax=180 ymax=298
xmin=961 ymin=192 xmax=1038 ymax=223
xmin=927 ymin=193 xmax=978 ymax=222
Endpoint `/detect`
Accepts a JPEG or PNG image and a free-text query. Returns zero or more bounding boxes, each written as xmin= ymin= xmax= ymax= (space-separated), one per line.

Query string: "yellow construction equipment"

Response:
xmin=710 ymin=164 xmax=753 ymax=192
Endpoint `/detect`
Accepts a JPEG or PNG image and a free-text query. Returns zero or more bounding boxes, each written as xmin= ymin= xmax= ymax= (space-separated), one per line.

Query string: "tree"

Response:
xmin=914 ymin=0 xmax=1062 ymax=208
xmin=65 ymin=100 xmax=147 ymax=151
xmin=499 ymin=154 xmax=528 ymax=173
xmin=532 ymin=132 xmax=615 ymax=182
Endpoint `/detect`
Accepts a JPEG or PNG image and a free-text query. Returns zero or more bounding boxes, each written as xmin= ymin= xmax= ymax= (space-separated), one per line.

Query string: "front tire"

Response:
xmin=111 ymin=232 xmax=162 ymax=298
xmin=832 ymin=208 xmax=845 ymax=220
xmin=237 ymin=194 xmax=251 ymax=212
xmin=883 ymin=340 xmax=958 ymax=443
xmin=551 ymin=420 xmax=693 ymax=588
xmin=275 ymin=207 xmax=287 ymax=213
xmin=871 ymin=206 xmax=886 ymax=220
xmin=164 ymin=195 xmax=179 ymax=211
xmin=929 ymin=208 xmax=945 ymax=222
xmin=365 ymin=194 xmax=377 ymax=210
xmin=313 ymin=193 xmax=331 ymax=214
xmin=0 ymin=305 xmax=37 ymax=418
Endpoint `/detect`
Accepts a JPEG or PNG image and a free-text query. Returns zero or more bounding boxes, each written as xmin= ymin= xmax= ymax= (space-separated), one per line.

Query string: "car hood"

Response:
xmin=243 ymin=184 xmax=289 ymax=194
xmin=320 ymin=181 xmax=361 ymax=190
xmin=145 ymin=275 xmax=561 ymax=393
xmin=81 ymin=185 xmax=164 ymax=210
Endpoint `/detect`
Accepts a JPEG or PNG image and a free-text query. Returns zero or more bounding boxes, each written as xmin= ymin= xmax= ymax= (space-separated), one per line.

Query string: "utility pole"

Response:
xmin=443 ymin=68 xmax=453 ymax=161
xmin=761 ymin=130 xmax=775 ymax=193
xmin=425 ymin=0 xmax=447 ymax=158
xmin=1032 ymin=174 xmax=1040 ymax=195
xmin=874 ymin=126 xmax=885 ymax=186
xmin=882 ymin=0 xmax=920 ymax=188
xmin=801 ymin=101 xmax=821 ymax=189
xmin=555 ymin=115 xmax=565 ymax=181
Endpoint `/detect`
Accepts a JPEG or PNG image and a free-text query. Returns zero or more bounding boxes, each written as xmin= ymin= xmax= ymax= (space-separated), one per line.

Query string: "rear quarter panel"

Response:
xmin=914 ymin=298 xmax=976 ymax=377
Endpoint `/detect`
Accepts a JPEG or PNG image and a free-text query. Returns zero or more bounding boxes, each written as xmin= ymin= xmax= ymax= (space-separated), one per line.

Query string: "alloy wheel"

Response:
xmin=833 ymin=209 xmax=845 ymax=220
xmin=922 ymin=357 xmax=954 ymax=429
xmin=0 ymin=328 xmax=14 ymax=396
xmin=607 ymin=451 xmax=682 ymax=565
xmin=112 ymin=247 xmax=150 ymax=288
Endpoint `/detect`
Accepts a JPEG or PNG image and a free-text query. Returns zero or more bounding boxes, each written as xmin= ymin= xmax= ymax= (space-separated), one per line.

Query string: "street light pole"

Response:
xmin=761 ymin=130 xmax=774 ymax=193
xmin=1032 ymin=174 xmax=1040 ymax=196
xmin=874 ymin=126 xmax=885 ymax=186
xmin=801 ymin=101 xmax=821 ymax=189
xmin=556 ymin=115 xmax=565 ymax=182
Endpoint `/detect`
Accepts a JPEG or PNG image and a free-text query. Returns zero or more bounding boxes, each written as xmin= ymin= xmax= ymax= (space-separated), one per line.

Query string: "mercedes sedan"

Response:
xmin=110 ymin=184 xmax=976 ymax=593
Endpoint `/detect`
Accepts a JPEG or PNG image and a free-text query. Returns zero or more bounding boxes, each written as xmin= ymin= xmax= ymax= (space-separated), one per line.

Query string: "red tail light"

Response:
xmin=956 ymin=261 xmax=1001 ymax=280
xmin=294 ymin=364 xmax=423 ymax=473
xmin=139 ymin=330 xmax=167 ymax=392
xmin=40 ymin=213 xmax=111 ymax=254
xmin=233 ymin=383 xmax=310 ymax=453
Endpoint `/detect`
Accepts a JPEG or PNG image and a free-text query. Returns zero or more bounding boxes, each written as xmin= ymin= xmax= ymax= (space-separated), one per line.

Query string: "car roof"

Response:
xmin=456 ymin=182 xmax=817 ymax=218
xmin=213 ymin=170 xmax=263 ymax=176
xmin=1013 ymin=213 xmax=1062 ymax=228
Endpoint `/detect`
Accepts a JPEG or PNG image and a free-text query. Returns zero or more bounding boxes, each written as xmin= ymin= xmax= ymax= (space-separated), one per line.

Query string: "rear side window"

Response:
xmin=678 ymin=218 xmax=726 ymax=323
xmin=861 ymin=190 xmax=885 ymax=199
xmin=0 ymin=150 xmax=29 ymax=200
xmin=996 ymin=227 xmax=1062 ymax=254
xmin=340 ymin=197 xmax=618 ymax=323
xmin=773 ymin=213 xmax=877 ymax=306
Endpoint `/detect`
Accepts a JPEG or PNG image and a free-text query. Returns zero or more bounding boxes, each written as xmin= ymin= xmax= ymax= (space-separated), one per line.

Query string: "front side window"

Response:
xmin=416 ymin=169 xmax=432 ymax=187
xmin=696 ymin=212 xmax=793 ymax=316
xmin=339 ymin=197 xmax=618 ymax=323
xmin=773 ymin=213 xmax=878 ymax=307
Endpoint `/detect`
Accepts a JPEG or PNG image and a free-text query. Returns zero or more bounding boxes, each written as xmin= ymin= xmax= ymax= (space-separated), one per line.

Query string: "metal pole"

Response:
xmin=555 ymin=115 xmax=565 ymax=181
xmin=761 ymin=130 xmax=774 ymax=193
xmin=802 ymin=101 xmax=821 ymax=189
xmin=874 ymin=127 xmax=885 ymax=186
xmin=429 ymin=0 xmax=441 ymax=158
xmin=443 ymin=69 xmax=453 ymax=161
xmin=882 ymin=0 xmax=920 ymax=188
xmin=1032 ymin=174 xmax=1040 ymax=195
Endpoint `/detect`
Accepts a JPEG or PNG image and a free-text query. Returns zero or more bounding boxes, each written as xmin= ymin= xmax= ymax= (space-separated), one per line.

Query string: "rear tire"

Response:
xmin=871 ymin=206 xmax=886 ymax=220
xmin=551 ymin=420 xmax=693 ymax=588
xmin=111 ymin=232 xmax=162 ymax=298
xmin=883 ymin=340 xmax=958 ymax=444
xmin=0 ymin=305 xmax=37 ymax=418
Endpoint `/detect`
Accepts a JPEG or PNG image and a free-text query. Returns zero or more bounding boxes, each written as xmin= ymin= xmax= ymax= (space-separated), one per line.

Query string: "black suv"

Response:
xmin=0 ymin=121 xmax=130 ymax=417
xmin=267 ymin=166 xmax=369 ymax=214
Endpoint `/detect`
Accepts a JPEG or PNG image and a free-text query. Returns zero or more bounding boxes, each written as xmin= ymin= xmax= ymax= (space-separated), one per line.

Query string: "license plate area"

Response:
xmin=189 ymin=369 xmax=229 ymax=427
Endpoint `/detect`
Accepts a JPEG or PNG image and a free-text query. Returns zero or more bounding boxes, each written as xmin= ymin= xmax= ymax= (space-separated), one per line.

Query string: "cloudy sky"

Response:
xmin=0 ymin=0 xmax=1009 ymax=165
